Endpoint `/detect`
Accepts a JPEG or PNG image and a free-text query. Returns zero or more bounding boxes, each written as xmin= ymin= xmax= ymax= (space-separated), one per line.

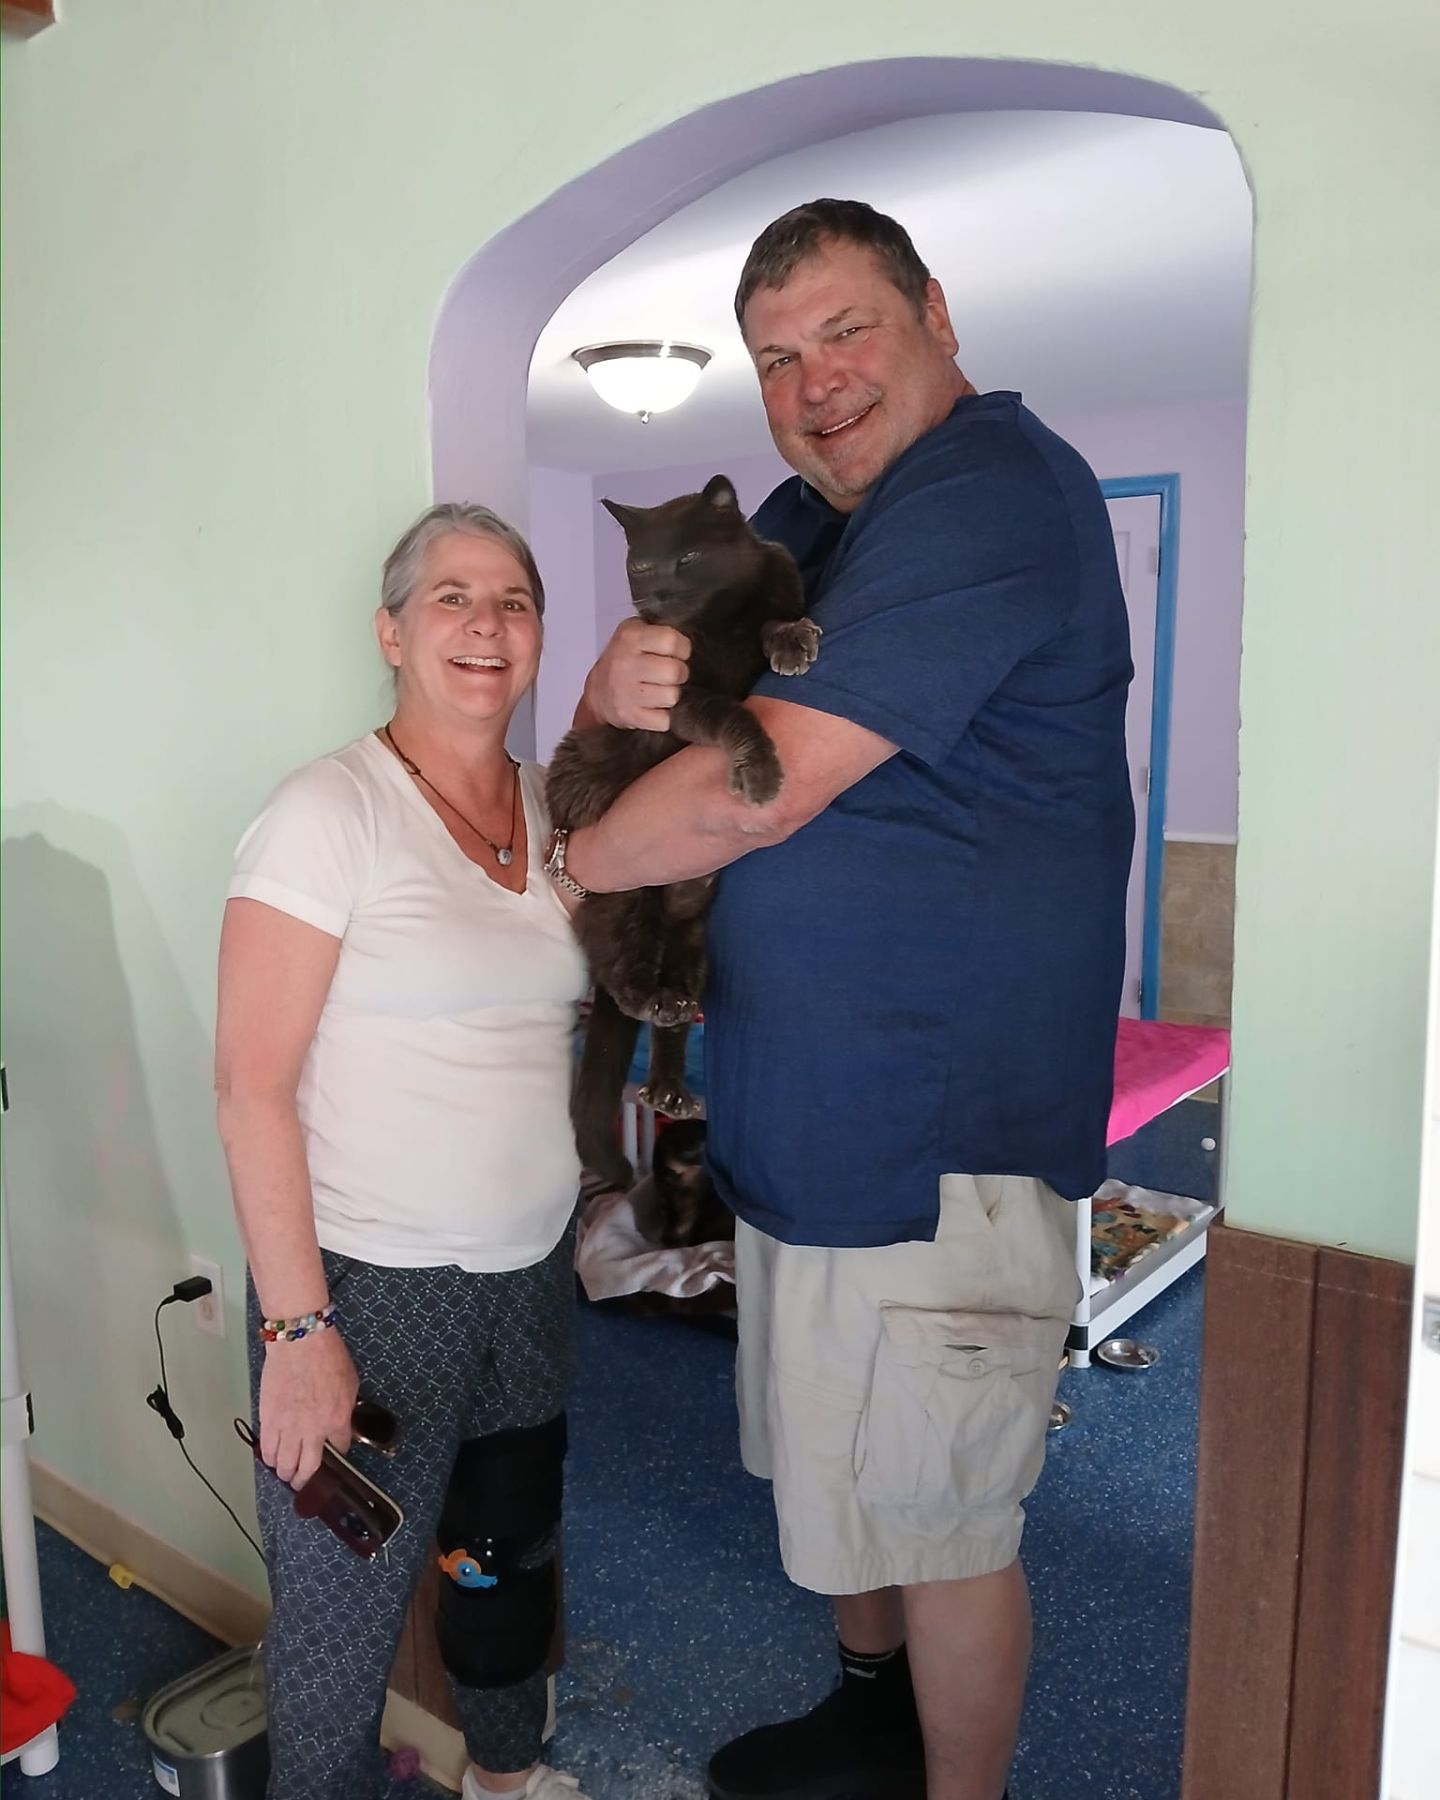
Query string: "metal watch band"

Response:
xmin=544 ymin=828 xmax=590 ymax=900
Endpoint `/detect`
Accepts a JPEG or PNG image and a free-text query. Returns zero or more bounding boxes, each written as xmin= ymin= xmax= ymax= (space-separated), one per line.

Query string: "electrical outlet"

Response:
xmin=188 ymin=1254 xmax=225 ymax=1337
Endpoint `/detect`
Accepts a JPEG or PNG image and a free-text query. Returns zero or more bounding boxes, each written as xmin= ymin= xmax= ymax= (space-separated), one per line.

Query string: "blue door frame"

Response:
xmin=1100 ymin=474 xmax=1180 ymax=1021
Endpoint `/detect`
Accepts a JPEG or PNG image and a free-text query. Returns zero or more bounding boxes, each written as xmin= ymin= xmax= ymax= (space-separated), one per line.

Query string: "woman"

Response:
xmin=215 ymin=504 xmax=591 ymax=1800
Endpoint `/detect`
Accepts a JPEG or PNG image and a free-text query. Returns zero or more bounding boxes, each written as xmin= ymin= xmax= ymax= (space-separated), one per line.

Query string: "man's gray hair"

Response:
xmin=734 ymin=198 xmax=932 ymax=330
xmin=380 ymin=503 xmax=546 ymax=618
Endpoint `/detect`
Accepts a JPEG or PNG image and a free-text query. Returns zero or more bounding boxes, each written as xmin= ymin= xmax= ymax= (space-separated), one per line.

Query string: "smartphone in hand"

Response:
xmin=234 ymin=1418 xmax=404 ymax=1558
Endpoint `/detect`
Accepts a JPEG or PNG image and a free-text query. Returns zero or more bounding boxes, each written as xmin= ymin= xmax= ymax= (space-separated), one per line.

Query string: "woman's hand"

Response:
xmin=259 ymin=1328 xmax=359 ymax=1489
xmin=582 ymin=618 xmax=690 ymax=731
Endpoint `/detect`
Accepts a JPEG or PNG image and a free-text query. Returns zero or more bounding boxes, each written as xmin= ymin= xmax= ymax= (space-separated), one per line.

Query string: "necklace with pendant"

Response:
xmin=380 ymin=724 xmax=520 ymax=868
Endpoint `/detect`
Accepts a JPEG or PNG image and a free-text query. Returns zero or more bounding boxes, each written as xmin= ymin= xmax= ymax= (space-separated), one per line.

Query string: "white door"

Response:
xmin=1105 ymin=494 xmax=1162 ymax=1019
xmin=1381 ymin=781 xmax=1440 ymax=1798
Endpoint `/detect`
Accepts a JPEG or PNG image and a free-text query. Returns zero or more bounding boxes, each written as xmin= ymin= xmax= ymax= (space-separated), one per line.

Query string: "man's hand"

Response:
xmin=582 ymin=618 xmax=690 ymax=731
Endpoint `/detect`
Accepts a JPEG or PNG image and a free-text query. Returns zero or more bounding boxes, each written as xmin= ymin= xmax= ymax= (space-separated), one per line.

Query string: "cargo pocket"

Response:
xmin=854 ymin=1306 xmax=1056 ymax=1516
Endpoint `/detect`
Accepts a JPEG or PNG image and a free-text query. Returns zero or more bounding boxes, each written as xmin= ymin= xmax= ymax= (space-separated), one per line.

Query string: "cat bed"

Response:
xmin=576 ymin=1175 xmax=735 ymax=1304
xmin=1089 ymin=1179 xmax=1209 ymax=1281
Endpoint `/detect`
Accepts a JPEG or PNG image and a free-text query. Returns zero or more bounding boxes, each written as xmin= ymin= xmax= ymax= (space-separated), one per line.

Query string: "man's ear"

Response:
xmin=922 ymin=277 xmax=960 ymax=359
xmin=702 ymin=475 xmax=739 ymax=511
xmin=374 ymin=605 xmax=402 ymax=669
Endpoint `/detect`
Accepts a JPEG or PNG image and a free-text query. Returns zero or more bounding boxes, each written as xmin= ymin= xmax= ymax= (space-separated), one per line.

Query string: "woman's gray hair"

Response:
xmin=380 ymin=503 xmax=545 ymax=618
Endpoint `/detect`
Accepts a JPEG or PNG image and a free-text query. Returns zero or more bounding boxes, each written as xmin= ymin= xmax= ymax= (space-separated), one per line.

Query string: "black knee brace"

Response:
xmin=434 ymin=1412 xmax=566 ymax=1689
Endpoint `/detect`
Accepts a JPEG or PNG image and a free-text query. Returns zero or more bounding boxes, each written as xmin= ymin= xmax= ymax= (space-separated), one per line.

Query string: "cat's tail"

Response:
xmin=572 ymin=985 xmax=642 ymax=1190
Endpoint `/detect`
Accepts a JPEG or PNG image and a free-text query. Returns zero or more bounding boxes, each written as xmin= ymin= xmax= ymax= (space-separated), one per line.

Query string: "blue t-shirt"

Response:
xmin=702 ymin=391 xmax=1135 ymax=1246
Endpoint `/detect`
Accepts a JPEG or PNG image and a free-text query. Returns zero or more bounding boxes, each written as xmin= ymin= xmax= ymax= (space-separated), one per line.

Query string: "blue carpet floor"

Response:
xmin=4 ymin=1100 xmax=1215 ymax=1800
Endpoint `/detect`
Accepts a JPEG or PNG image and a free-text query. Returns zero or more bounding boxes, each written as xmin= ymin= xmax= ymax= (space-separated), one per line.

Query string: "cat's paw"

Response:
xmin=614 ymin=987 xmax=700 ymax=1027
xmin=637 ymin=1081 xmax=702 ymax=1120
xmin=730 ymin=740 xmax=783 ymax=806
xmin=763 ymin=616 xmax=822 ymax=676
xmin=646 ymin=990 xmax=701 ymax=1028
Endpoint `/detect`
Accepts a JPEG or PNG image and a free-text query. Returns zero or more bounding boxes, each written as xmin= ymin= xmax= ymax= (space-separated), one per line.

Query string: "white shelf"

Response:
xmin=1086 ymin=1202 xmax=1219 ymax=1304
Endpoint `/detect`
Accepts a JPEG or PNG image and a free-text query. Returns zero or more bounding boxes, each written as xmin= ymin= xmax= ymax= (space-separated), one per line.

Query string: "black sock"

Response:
xmin=836 ymin=1640 xmax=920 ymax=1733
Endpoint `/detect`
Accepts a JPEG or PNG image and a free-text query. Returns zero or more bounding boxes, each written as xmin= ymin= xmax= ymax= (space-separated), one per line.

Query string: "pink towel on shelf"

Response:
xmin=1107 ymin=1017 xmax=1231 ymax=1145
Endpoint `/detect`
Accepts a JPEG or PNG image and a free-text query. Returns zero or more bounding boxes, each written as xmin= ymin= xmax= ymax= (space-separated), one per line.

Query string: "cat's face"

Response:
xmin=653 ymin=1122 xmax=728 ymax=1247
xmin=601 ymin=477 xmax=762 ymax=627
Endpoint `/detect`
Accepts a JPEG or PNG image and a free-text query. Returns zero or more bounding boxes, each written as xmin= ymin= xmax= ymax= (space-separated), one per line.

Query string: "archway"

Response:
xmin=429 ymin=58 xmax=1232 ymax=760
xmin=417 ymin=52 xmax=1250 ymax=1796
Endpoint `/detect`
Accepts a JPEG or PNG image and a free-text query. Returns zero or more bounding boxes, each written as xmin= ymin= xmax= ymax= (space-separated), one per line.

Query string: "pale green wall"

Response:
xmin=3 ymin=0 xmax=1437 ymax=1589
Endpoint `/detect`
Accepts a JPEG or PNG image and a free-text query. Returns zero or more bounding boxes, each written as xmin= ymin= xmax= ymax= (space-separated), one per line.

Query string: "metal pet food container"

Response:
xmin=141 ymin=1645 xmax=269 ymax=1799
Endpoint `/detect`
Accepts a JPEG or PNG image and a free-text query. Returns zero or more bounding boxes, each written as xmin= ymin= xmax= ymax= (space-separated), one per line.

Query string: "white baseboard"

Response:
xmin=31 ymin=1460 xmax=270 ymax=1647
xmin=377 ymin=1680 xmax=555 ymax=1793
xmin=380 ymin=1689 xmax=470 ymax=1791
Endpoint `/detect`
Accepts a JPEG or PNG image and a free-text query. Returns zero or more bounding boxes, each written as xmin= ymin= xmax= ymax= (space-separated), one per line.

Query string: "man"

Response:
xmin=546 ymin=200 xmax=1134 ymax=1800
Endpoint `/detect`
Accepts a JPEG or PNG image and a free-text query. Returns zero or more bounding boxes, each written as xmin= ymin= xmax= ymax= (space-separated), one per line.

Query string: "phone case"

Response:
xmin=234 ymin=1419 xmax=405 ymax=1558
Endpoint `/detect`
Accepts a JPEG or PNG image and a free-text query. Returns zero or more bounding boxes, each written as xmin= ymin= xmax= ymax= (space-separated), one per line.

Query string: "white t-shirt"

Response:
xmin=228 ymin=732 xmax=589 ymax=1272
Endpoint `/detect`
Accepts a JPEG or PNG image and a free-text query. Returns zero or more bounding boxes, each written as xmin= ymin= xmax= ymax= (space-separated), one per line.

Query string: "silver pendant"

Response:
xmin=497 ymin=847 xmax=513 ymax=867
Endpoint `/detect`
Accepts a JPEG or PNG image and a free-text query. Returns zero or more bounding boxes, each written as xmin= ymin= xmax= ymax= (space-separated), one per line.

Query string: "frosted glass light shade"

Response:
xmin=572 ymin=341 xmax=711 ymax=421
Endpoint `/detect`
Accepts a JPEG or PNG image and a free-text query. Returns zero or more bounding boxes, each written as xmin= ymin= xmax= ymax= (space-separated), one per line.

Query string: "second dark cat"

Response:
xmin=630 ymin=1120 xmax=734 ymax=1249
xmin=546 ymin=474 xmax=818 ymax=1187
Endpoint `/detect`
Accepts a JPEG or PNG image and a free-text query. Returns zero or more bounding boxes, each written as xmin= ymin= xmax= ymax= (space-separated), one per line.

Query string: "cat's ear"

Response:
xmin=702 ymin=475 xmax=739 ymax=512
xmin=600 ymin=497 xmax=640 ymax=533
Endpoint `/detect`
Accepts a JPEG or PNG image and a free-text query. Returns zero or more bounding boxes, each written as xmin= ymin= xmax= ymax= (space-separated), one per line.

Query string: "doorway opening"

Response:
xmin=418 ymin=59 xmax=1253 ymax=1800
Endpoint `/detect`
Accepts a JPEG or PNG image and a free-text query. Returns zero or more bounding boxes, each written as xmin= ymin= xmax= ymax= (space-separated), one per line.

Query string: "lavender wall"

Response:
xmin=1048 ymin=401 xmax=1246 ymax=839
xmin=528 ymin=466 xmax=600 ymax=761
xmin=527 ymin=405 xmax=1243 ymax=837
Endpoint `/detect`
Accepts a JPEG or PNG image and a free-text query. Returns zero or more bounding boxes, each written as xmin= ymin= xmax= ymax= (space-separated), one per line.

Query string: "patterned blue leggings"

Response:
xmin=246 ymin=1222 xmax=576 ymax=1800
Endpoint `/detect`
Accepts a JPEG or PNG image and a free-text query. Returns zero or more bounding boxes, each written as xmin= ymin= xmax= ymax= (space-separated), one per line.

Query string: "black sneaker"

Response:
xmin=706 ymin=1684 xmax=926 ymax=1800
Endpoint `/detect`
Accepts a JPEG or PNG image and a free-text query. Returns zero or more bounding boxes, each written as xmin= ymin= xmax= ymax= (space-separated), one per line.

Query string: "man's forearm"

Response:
xmin=564 ymin=741 xmax=793 ymax=892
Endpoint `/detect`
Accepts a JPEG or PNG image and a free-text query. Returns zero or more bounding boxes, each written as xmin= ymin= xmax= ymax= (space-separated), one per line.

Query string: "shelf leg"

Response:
xmin=1068 ymin=1191 xmax=1094 ymax=1369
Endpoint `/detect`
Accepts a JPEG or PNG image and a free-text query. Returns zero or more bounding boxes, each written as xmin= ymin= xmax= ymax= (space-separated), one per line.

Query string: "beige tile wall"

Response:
xmin=1159 ymin=838 xmax=1236 ymax=1028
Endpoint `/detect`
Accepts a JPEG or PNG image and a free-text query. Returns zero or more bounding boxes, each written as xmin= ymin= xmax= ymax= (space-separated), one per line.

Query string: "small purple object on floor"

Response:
xmin=387 ymin=1744 xmax=422 ymax=1780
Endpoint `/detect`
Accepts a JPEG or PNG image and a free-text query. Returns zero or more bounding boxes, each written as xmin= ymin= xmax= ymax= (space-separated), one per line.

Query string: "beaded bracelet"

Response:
xmin=257 ymin=1302 xmax=337 ymax=1344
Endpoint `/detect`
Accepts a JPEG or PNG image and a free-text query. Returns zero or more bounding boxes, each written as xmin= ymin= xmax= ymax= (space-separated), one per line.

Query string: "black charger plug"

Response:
xmin=144 ymin=1276 xmax=263 ymax=1560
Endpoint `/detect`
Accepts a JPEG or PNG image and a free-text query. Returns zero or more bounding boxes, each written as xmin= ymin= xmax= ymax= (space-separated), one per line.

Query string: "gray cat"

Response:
xmin=546 ymin=475 xmax=818 ymax=1187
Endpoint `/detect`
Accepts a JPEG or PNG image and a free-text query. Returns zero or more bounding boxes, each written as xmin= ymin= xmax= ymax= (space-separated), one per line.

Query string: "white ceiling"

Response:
xmin=526 ymin=110 xmax=1252 ymax=476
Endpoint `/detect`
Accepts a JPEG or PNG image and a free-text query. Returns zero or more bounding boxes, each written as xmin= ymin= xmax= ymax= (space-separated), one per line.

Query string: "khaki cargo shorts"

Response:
xmin=735 ymin=1174 xmax=1081 ymax=1595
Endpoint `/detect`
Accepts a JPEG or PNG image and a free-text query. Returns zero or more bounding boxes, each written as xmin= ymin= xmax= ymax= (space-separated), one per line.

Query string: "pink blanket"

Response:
xmin=1107 ymin=1017 xmax=1230 ymax=1146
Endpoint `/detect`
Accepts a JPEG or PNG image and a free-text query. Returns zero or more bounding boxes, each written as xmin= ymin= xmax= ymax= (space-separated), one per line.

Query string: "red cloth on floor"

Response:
xmin=1 ymin=1620 xmax=76 ymax=1754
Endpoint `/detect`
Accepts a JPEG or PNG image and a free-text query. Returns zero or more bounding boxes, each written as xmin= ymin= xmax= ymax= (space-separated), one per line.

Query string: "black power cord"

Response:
xmin=147 ymin=1280 xmax=264 ymax=1564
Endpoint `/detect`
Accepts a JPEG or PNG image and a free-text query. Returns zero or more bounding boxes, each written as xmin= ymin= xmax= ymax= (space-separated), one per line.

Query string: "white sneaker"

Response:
xmin=461 ymin=1765 xmax=589 ymax=1800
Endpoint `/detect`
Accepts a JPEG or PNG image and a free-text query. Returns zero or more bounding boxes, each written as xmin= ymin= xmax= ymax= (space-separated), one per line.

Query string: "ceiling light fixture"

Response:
xmin=571 ymin=340 xmax=711 ymax=424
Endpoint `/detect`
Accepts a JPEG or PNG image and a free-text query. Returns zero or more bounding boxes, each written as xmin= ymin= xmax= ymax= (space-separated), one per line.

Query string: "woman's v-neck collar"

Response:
xmin=363 ymin=729 xmax=542 ymax=905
